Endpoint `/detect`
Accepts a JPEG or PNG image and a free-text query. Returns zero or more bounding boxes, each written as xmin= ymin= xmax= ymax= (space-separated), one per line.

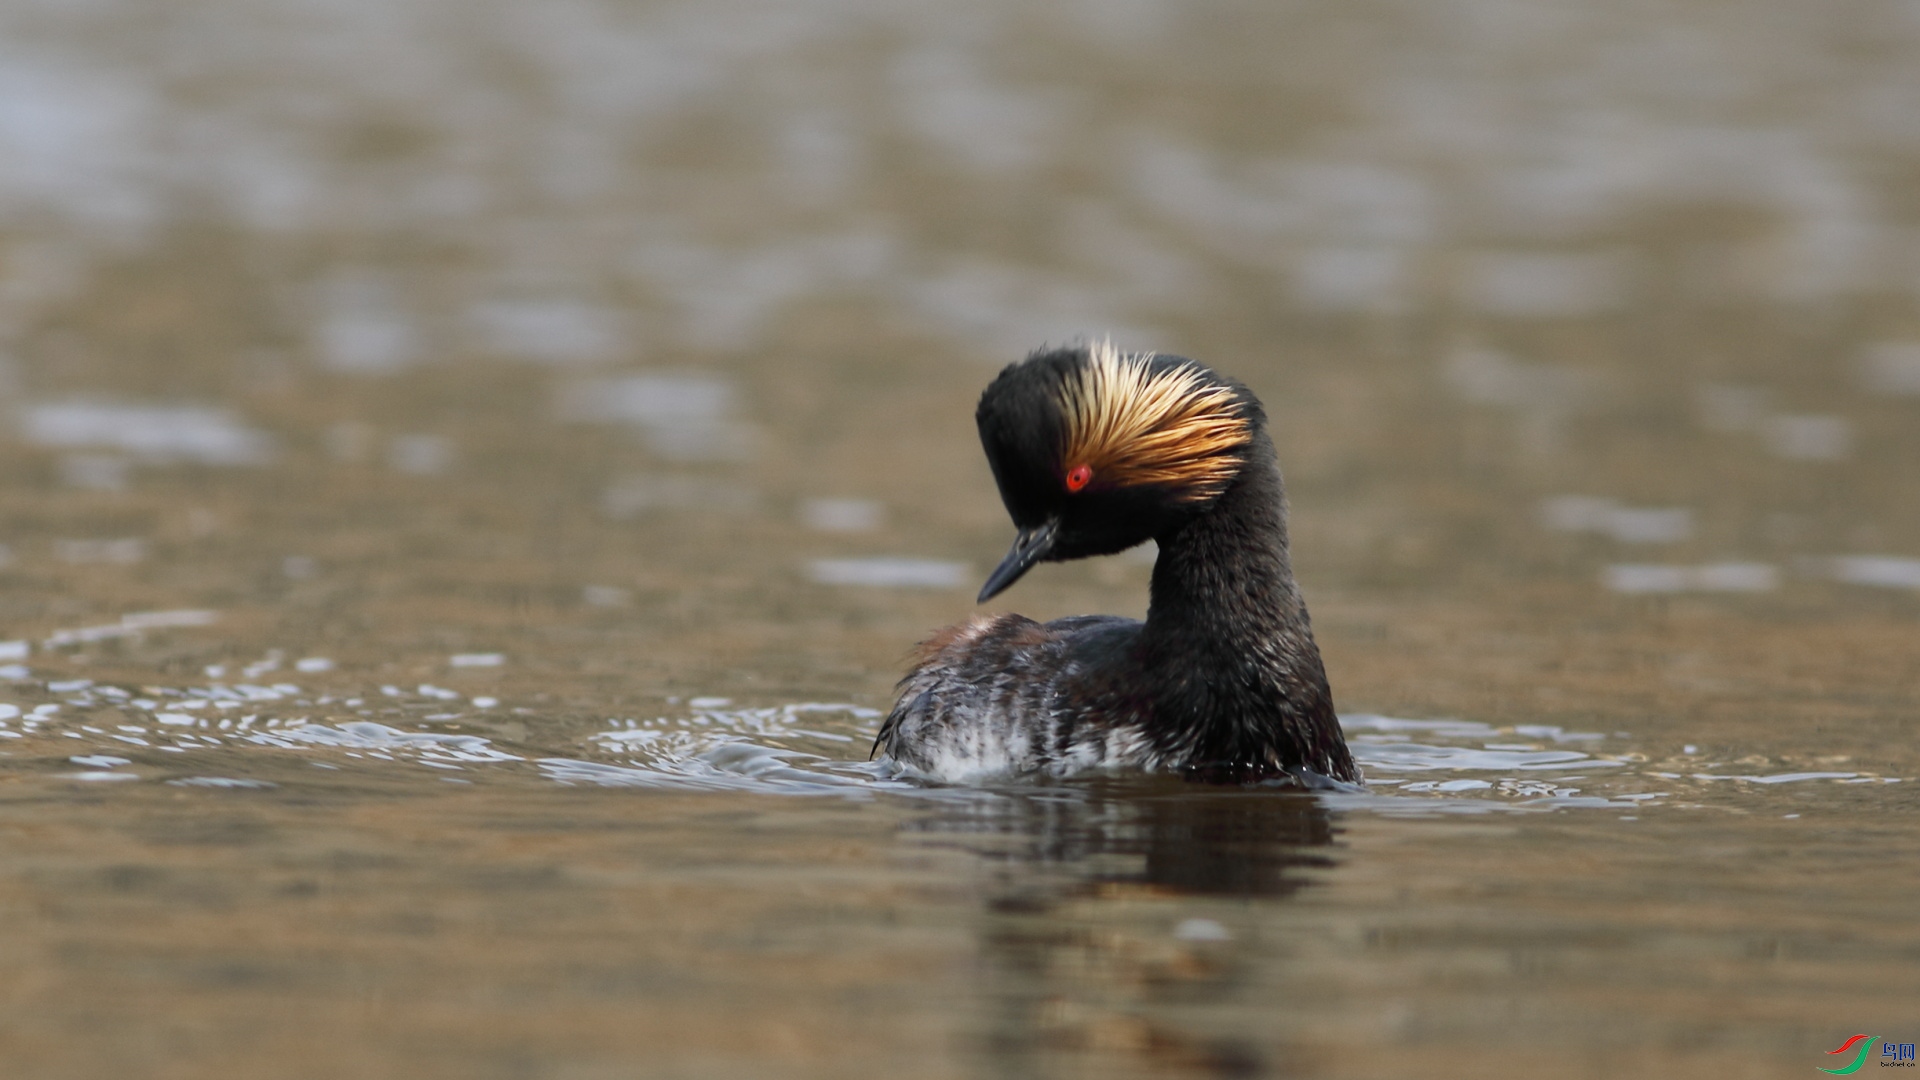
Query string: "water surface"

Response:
xmin=1 ymin=0 xmax=1918 ymax=1075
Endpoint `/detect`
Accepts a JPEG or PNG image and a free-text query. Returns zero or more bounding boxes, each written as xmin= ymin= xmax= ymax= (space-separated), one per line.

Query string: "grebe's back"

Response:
xmin=875 ymin=612 xmax=1151 ymax=780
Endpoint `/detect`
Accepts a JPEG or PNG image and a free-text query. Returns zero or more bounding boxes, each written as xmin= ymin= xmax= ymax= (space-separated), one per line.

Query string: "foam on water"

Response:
xmin=807 ymin=557 xmax=970 ymax=589
xmin=1604 ymin=562 xmax=1780 ymax=594
xmin=1827 ymin=555 xmax=1920 ymax=590
xmin=467 ymin=298 xmax=626 ymax=365
xmin=799 ymin=498 xmax=884 ymax=533
xmin=1540 ymin=497 xmax=1693 ymax=544
xmin=21 ymin=402 xmax=275 ymax=465
xmin=1765 ymin=414 xmax=1853 ymax=461
xmin=1462 ymin=251 xmax=1627 ymax=317
xmin=1859 ymin=342 xmax=1920 ymax=396
xmin=557 ymin=374 xmax=755 ymax=462
xmin=600 ymin=476 xmax=759 ymax=519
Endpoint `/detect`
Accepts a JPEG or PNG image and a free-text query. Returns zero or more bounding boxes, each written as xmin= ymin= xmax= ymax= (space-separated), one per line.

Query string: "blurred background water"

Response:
xmin=0 ymin=0 xmax=1916 ymax=1076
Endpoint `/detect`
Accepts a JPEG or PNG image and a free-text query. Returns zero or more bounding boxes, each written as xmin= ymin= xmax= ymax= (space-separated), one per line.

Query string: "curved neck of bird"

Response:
xmin=1141 ymin=431 xmax=1328 ymax=708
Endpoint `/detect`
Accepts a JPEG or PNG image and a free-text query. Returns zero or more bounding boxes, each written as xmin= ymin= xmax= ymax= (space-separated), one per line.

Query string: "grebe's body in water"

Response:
xmin=872 ymin=342 xmax=1358 ymax=785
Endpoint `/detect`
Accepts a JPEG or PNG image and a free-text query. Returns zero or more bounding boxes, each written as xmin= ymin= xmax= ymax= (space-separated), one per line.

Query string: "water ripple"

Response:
xmin=0 ymin=678 xmax=1896 ymax=813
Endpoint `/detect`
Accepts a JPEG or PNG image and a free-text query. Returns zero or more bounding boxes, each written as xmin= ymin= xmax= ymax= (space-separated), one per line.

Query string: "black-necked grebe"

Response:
xmin=871 ymin=341 xmax=1359 ymax=785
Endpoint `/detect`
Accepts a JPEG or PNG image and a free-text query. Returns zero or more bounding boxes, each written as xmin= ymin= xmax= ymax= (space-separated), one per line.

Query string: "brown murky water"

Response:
xmin=0 ymin=0 xmax=1917 ymax=1076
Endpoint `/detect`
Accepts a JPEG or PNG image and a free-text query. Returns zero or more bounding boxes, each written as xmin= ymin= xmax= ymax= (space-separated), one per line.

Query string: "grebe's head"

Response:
xmin=973 ymin=341 xmax=1259 ymax=601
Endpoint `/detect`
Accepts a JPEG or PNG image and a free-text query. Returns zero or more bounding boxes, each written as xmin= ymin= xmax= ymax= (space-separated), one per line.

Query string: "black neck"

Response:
xmin=1140 ymin=431 xmax=1356 ymax=781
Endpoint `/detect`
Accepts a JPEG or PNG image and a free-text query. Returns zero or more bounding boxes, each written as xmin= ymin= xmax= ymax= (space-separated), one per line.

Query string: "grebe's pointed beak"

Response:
xmin=978 ymin=519 xmax=1058 ymax=603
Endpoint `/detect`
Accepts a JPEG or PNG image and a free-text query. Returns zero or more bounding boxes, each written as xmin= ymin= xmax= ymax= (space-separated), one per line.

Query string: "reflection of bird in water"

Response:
xmin=914 ymin=782 xmax=1339 ymax=1078
xmin=872 ymin=341 xmax=1358 ymax=785
xmin=913 ymin=778 xmax=1340 ymax=899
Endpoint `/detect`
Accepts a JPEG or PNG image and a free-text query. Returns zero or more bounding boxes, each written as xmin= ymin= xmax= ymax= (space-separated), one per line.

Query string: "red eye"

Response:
xmin=1065 ymin=464 xmax=1093 ymax=492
